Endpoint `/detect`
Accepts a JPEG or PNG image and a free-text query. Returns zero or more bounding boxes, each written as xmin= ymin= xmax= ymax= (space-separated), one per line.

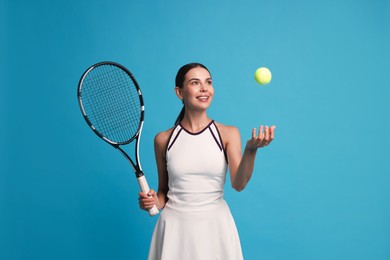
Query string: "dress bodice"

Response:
xmin=165 ymin=121 xmax=228 ymax=211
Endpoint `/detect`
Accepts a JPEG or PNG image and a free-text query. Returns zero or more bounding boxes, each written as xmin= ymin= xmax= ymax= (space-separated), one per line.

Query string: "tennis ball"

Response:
xmin=254 ymin=67 xmax=272 ymax=85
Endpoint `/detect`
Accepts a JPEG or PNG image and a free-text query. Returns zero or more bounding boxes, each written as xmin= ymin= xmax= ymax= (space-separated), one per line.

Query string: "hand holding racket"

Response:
xmin=77 ymin=61 xmax=159 ymax=216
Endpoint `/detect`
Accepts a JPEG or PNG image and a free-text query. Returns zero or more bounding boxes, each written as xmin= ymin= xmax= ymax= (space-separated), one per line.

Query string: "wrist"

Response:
xmin=245 ymin=143 xmax=258 ymax=153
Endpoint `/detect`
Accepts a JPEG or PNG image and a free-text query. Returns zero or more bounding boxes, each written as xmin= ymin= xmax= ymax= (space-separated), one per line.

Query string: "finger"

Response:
xmin=264 ymin=125 xmax=270 ymax=141
xmin=139 ymin=197 xmax=155 ymax=209
xmin=143 ymin=197 xmax=158 ymax=208
xmin=143 ymin=201 xmax=156 ymax=207
xmin=270 ymin=125 xmax=276 ymax=140
xmin=147 ymin=189 xmax=156 ymax=197
xmin=252 ymin=128 xmax=256 ymax=139
xmin=138 ymin=192 xmax=149 ymax=198
xmin=140 ymin=204 xmax=149 ymax=211
xmin=259 ymin=125 xmax=264 ymax=140
xmin=143 ymin=195 xmax=155 ymax=202
xmin=139 ymin=199 xmax=146 ymax=209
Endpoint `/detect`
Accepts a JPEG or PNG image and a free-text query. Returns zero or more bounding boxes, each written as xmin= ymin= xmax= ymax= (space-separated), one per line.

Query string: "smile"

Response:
xmin=197 ymin=96 xmax=209 ymax=102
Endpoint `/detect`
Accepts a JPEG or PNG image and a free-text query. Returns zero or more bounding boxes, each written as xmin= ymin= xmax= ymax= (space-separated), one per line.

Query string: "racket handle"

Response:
xmin=137 ymin=175 xmax=159 ymax=216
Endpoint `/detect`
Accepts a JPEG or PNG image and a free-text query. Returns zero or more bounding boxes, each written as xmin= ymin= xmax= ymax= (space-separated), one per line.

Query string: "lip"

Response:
xmin=196 ymin=95 xmax=210 ymax=102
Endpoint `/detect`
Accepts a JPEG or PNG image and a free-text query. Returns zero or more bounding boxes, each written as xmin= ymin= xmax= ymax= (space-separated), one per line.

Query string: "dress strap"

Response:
xmin=209 ymin=122 xmax=228 ymax=164
xmin=167 ymin=124 xmax=183 ymax=152
xmin=208 ymin=122 xmax=223 ymax=151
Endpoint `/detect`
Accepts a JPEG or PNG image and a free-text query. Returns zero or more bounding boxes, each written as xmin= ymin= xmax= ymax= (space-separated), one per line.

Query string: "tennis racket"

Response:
xmin=77 ymin=61 xmax=159 ymax=216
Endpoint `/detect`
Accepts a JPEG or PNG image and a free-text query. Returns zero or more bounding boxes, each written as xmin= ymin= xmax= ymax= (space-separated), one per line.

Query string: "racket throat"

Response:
xmin=116 ymin=145 xmax=144 ymax=178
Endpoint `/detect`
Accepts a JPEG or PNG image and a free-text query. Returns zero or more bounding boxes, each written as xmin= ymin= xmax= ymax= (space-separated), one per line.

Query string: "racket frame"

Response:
xmin=77 ymin=61 xmax=159 ymax=216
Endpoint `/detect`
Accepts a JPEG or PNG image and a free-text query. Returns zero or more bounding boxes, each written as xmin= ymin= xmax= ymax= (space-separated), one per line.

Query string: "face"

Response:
xmin=175 ymin=67 xmax=214 ymax=111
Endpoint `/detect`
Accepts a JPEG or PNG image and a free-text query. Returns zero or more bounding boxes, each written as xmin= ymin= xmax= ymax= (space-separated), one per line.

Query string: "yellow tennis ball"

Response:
xmin=254 ymin=67 xmax=272 ymax=85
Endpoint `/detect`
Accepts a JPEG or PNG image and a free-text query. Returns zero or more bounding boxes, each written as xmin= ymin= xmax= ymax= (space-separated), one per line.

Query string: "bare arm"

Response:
xmin=225 ymin=125 xmax=276 ymax=191
xmin=138 ymin=130 xmax=170 ymax=211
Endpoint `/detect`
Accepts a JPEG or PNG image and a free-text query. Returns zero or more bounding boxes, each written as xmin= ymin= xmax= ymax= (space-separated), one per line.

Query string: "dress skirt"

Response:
xmin=148 ymin=200 xmax=243 ymax=260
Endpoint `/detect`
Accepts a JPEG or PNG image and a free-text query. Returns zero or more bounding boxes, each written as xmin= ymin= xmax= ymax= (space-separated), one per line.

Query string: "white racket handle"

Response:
xmin=137 ymin=175 xmax=159 ymax=216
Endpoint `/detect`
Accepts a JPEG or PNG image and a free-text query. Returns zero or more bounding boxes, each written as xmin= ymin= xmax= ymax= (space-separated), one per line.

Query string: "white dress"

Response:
xmin=148 ymin=121 xmax=243 ymax=260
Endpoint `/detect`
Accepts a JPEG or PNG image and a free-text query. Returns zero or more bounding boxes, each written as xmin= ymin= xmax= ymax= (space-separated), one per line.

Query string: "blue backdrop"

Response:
xmin=1 ymin=0 xmax=389 ymax=259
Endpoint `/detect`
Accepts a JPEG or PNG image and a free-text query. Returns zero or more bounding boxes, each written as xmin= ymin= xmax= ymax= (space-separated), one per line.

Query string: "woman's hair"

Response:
xmin=174 ymin=63 xmax=210 ymax=125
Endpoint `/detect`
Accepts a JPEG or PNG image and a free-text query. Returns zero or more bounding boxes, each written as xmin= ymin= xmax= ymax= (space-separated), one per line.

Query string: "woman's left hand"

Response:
xmin=246 ymin=125 xmax=276 ymax=150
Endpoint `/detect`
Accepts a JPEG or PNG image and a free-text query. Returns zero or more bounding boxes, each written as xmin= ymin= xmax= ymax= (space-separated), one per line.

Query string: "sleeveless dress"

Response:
xmin=148 ymin=120 xmax=243 ymax=260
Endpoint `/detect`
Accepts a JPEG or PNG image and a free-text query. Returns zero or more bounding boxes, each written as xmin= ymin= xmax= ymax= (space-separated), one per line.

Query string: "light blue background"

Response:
xmin=1 ymin=0 xmax=389 ymax=259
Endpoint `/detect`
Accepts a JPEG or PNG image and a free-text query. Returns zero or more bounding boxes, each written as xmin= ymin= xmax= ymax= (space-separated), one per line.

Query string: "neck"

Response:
xmin=180 ymin=111 xmax=211 ymax=133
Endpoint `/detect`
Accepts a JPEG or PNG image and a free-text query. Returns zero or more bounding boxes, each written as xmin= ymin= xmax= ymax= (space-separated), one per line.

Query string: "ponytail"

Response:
xmin=174 ymin=106 xmax=185 ymax=126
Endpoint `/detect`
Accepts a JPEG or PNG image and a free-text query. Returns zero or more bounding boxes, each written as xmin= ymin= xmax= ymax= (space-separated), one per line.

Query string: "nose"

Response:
xmin=200 ymin=83 xmax=208 ymax=92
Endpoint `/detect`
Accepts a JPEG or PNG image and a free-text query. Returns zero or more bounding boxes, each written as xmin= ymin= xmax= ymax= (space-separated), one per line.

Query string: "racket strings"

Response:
xmin=84 ymin=76 xmax=139 ymax=142
xmin=86 ymin=67 xmax=140 ymax=136
xmin=81 ymin=65 xmax=142 ymax=143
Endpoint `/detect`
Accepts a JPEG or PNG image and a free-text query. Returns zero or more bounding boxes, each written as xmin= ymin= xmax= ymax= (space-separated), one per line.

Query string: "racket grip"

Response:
xmin=137 ymin=175 xmax=159 ymax=216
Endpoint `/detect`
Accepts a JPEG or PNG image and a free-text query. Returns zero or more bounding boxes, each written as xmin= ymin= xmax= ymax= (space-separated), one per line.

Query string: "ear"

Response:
xmin=175 ymin=87 xmax=183 ymax=100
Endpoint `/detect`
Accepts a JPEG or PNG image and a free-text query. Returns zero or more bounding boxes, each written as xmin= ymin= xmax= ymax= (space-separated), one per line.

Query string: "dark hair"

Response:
xmin=174 ymin=63 xmax=210 ymax=125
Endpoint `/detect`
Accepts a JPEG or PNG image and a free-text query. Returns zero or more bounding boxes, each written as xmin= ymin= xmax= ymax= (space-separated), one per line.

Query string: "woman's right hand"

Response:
xmin=138 ymin=190 xmax=158 ymax=211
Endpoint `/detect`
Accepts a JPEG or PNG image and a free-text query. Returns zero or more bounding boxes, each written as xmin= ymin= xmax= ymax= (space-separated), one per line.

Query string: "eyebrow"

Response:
xmin=188 ymin=77 xmax=212 ymax=82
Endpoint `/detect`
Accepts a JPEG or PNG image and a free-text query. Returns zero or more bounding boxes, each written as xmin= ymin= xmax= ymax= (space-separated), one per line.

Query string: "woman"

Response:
xmin=139 ymin=63 xmax=276 ymax=259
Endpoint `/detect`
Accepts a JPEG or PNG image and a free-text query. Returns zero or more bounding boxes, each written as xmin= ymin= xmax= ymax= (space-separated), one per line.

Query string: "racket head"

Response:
xmin=77 ymin=61 xmax=144 ymax=145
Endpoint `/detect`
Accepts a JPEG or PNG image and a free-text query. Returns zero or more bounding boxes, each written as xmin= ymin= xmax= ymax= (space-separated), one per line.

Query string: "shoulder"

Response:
xmin=214 ymin=121 xmax=240 ymax=136
xmin=213 ymin=121 xmax=240 ymax=144
xmin=154 ymin=127 xmax=175 ymax=149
